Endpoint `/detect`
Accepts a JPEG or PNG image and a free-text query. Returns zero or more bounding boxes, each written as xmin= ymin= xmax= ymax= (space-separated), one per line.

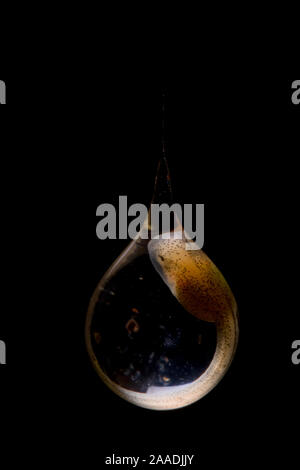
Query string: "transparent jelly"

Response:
xmin=85 ymin=157 xmax=238 ymax=410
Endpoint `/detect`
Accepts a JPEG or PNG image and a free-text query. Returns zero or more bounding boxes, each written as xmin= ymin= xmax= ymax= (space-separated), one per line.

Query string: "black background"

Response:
xmin=0 ymin=73 xmax=299 ymax=467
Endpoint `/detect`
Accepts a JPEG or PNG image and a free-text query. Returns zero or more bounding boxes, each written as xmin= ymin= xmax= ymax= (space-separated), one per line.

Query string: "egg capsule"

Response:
xmin=85 ymin=157 xmax=238 ymax=410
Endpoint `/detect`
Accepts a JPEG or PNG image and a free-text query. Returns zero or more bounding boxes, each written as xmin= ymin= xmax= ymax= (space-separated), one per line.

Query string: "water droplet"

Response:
xmin=86 ymin=99 xmax=238 ymax=409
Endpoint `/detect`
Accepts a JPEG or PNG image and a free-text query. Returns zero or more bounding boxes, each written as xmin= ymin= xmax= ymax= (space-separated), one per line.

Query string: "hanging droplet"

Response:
xmin=85 ymin=155 xmax=238 ymax=410
xmin=85 ymin=96 xmax=238 ymax=410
